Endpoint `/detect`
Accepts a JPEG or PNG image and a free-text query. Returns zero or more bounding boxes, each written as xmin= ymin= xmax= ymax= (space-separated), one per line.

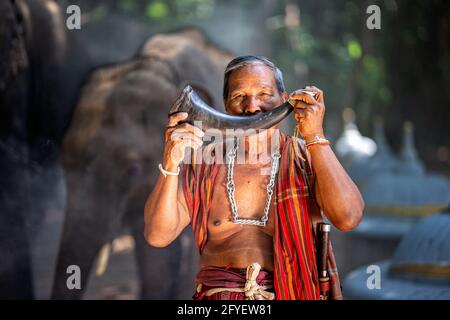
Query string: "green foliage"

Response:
xmin=347 ymin=39 xmax=362 ymax=59
xmin=267 ymin=0 xmax=398 ymax=137
xmin=175 ymin=0 xmax=215 ymax=20
xmin=360 ymin=55 xmax=390 ymax=104
xmin=146 ymin=1 xmax=168 ymax=19
xmin=119 ymin=0 xmax=138 ymax=12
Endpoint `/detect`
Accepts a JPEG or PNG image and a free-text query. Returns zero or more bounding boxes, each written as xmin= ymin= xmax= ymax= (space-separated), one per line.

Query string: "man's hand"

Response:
xmin=289 ymin=86 xmax=326 ymax=142
xmin=162 ymin=112 xmax=204 ymax=171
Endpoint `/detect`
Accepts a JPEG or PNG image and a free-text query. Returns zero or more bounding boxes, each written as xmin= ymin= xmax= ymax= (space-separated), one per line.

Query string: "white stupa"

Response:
xmin=361 ymin=121 xmax=450 ymax=219
xmin=344 ymin=212 xmax=450 ymax=299
xmin=335 ymin=108 xmax=377 ymax=167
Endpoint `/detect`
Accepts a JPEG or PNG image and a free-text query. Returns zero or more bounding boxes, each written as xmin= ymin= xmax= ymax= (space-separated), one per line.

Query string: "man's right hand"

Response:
xmin=162 ymin=112 xmax=204 ymax=172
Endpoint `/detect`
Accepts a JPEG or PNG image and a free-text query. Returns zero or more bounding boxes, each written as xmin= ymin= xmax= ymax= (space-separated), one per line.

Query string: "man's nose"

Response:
xmin=244 ymin=97 xmax=262 ymax=115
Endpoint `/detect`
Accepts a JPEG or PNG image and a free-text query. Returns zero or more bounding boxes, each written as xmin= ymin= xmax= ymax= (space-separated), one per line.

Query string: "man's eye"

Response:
xmin=233 ymin=94 xmax=245 ymax=99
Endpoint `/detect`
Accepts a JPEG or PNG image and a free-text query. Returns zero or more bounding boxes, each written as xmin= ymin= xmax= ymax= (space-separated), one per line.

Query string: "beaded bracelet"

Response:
xmin=305 ymin=136 xmax=330 ymax=148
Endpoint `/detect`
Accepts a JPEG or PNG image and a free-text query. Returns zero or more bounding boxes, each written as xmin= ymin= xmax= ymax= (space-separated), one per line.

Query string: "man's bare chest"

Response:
xmin=207 ymin=164 xmax=276 ymax=239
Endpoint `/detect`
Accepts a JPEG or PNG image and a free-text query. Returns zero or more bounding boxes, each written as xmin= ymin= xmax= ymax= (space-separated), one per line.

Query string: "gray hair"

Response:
xmin=223 ymin=55 xmax=286 ymax=100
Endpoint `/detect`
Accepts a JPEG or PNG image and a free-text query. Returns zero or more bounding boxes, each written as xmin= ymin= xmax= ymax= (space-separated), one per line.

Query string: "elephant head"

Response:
xmin=52 ymin=28 xmax=232 ymax=299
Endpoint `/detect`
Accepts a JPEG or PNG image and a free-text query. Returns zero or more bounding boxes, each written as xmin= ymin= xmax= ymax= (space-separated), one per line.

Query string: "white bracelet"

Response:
xmin=158 ymin=163 xmax=180 ymax=177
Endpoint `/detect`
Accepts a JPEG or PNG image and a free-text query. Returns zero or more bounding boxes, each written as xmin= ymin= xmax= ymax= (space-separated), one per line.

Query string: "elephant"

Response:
xmin=0 ymin=0 xmax=154 ymax=299
xmin=0 ymin=3 xmax=32 ymax=291
xmin=0 ymin=0 xmax=73 ymax=299
xmin=51 ymin=28 xmax=232 ymax=299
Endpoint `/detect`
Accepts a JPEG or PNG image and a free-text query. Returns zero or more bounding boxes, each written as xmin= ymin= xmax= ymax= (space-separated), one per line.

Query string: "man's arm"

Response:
xmin=144 ymin=112 xmax=203 ymax=247
xmin=290 ymin=86 xmax=364 ymax=231
xmin=307 ymin=144 xmax=364 ymax=231
xmin=144 ymin=166 xmax=191 ymax=247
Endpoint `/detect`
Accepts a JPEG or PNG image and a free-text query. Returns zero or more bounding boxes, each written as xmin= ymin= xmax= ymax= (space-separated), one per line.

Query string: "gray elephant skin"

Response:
xmin=51 ymin=29 xmax=232 ymax=299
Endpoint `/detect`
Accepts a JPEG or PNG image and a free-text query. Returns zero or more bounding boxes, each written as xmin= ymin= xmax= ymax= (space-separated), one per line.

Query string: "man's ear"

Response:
xmin=223 ymin=99 xmax=229 ymax=113
xmin=282 ymin=91 xmax=289 ymax=102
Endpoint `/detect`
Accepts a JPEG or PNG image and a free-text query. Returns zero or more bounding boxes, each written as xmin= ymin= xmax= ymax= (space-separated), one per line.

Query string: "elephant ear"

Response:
xmin=139 ymin=28 xmax=232 ymax=113
xmin=171 ymin=27 xmax=232 ymax=65
xmin=0 ymin=0 xmax=28 ymax=90
xmin=61 ymin=61 xmax=137 ymax=169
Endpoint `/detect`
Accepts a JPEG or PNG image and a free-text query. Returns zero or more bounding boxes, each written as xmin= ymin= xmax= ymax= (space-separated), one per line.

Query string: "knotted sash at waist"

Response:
xmin=194 ymin=262 xmax=274 ymax=300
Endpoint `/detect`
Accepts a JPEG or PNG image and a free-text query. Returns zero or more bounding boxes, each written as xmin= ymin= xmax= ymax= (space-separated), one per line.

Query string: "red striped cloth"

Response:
xmin=195 ymin=289 xmax=246 ymax=300
xmin=192 ymin=266 xmax=273 ymax=300
xmin=182 ymin=132 xmax=320 ymax=300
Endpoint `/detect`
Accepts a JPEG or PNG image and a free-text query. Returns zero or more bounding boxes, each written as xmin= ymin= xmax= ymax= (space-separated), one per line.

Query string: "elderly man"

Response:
xmin=144 ymin=56 xmax=364 ymax=300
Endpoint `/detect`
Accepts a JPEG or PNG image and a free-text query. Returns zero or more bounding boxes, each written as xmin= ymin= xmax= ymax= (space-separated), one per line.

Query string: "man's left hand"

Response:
xmin=289 ymin=85 xmax=326 ymax=142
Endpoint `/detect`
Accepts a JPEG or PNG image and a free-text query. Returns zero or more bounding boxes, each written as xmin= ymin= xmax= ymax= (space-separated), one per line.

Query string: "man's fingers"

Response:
xmin=167 ymin=112 xmax=188 ymax=127
xmin=176 ymin=123 xmax=205 ymax=138
xmin=305 ymin=86 xmax=324 ymax=103
xmin=289 ymin=90 xmax=317 ymax=105
xmin=170 ymin=131 xmax=203 ymax=145
xmin=294 ymin=109 xmax=306 ymax=121
xmin=169 ymin=123 xmax=204 ymax=141
xmin=294 ymin=103 xmax=321 ymax=120
xmin=291 ymin=99 xmax=310 ymax=110
xmin=171 ymin=133 xmax=203 ymax=145
xmin=175 ymin=137 xmax=203 ymax=150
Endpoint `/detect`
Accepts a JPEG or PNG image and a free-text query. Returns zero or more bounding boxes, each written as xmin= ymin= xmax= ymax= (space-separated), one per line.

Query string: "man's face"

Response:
xmin=224 ymin=63 xmax=287 ymax=115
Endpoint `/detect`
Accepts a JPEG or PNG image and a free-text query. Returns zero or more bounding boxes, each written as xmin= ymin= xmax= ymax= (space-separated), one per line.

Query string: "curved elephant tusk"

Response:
xmin=96 ymin=243 xmax=111 ymax=277
xmin=168 ymin=85 xmax=294 ymax=137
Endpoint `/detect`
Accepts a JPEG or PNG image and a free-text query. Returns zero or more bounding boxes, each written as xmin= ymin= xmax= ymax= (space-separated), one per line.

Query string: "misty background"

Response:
xmin=0 ymin=0 xmax=449 ymax=300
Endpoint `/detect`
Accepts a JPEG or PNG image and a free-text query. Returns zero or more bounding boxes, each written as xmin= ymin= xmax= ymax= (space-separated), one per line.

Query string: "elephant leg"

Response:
xmin=129 ymin=219 xmax=183 ymax=300
xmin=0 ymin=210 xmax=34 ymax=299
xmin=0 ymin=198 xmax=34 ymax=299
xmin=125 ymin=183 xmax=199 ymax=300
xmin=51 ymin=209 xmax=109 ymax=300
xmin=51 ymin=174 xmax=114 ymax=300
xmin=173 ymin=228 xmax=199 ymax=300
xmin=0 ymin=142 xmax=34 ymax=299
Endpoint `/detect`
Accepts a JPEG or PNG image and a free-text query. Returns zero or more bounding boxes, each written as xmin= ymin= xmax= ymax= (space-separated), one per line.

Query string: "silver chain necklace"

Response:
xmin=226 ymin=139 xmax=281 ymax=226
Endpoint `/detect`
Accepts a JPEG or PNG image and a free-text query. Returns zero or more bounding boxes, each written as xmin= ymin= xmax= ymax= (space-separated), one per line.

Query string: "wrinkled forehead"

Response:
xmin=225 ymin=59 xmax=273 ymax=74
xmin=227 ymin=63 xmax=277 ymax=89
